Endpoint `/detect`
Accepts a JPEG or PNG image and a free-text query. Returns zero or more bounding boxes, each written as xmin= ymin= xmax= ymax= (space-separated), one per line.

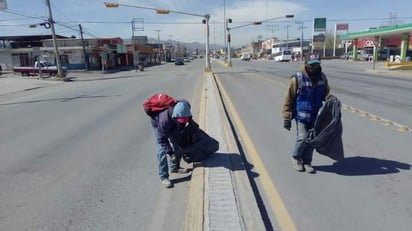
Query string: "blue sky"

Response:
xmin=1 ymin=0 xmax=412 ymax=47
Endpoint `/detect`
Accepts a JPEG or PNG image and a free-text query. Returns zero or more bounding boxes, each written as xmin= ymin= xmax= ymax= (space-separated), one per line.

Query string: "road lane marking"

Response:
xmin=215 ymin=75 xmax=298 ymax=231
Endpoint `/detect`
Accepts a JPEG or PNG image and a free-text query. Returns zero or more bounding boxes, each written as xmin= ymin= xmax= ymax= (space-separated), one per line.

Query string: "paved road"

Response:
xmin=212 ymin=58 xmax=412 ymax=231
xmin=1 ymin=59 xmax=411 ymax=231
xmin=0 ymin=63 xmax=203 ymax=231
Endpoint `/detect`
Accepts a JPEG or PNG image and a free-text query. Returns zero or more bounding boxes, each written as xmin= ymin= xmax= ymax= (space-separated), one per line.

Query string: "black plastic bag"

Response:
xmin=176 ymin=120 xmax=219 ymax=163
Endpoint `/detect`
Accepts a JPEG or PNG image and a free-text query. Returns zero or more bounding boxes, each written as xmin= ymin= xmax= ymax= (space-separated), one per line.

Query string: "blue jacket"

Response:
xmin=295 ymin=72 xmax=327 ymax=123
xmin=282 ymin=65 xmax=330 ymax=122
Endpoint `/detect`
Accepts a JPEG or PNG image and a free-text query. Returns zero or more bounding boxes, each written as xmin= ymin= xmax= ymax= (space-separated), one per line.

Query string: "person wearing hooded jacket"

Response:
xmin=151 ymin=100 xmax=192 ymax=188
xmin=282 ymin=58 xmax=331 ymax=173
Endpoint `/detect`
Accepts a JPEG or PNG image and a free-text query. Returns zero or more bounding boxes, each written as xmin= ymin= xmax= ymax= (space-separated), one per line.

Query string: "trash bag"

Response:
xmin=306 ymin=95 xmax=344 ymax=161
xmin=180 ymin=129 xmax=219 ymax=163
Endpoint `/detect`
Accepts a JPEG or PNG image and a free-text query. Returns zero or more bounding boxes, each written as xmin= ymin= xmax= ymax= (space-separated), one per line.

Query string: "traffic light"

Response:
xmin=228 ymin=18 xmax=232 ymax=23
xmin=104 ymin=2 xmax=119 ymax=7
xmin=156 ymin=9 xmax=170 ymax=14
xmin=202 ymin=19 xmax=206 ymax=24
xmin=227 ymin=34 xmax=231 ymax=42
xmin=39 ymin=22 xmax=51 ymax=29
xmin=253 ymin=22 xmax=262 ymax=25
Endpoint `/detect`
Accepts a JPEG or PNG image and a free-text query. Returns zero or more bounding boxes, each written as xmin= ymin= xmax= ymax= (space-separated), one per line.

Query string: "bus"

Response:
xmin=274 ymin=50 xmax=292 ymax=62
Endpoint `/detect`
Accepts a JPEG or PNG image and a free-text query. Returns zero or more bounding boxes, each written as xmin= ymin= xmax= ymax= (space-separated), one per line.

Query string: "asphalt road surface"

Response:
xmin=212 ymin=58 xmax=411 ymax=231
xmin=0 ymin=58 xmax=411 ymax=231
xmin=0 ymin=60 xmax=203 ymax=231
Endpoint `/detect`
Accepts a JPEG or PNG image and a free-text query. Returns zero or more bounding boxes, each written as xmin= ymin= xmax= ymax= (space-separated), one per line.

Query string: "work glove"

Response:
xmin=284 ymin=120 xmax=291 ymax=131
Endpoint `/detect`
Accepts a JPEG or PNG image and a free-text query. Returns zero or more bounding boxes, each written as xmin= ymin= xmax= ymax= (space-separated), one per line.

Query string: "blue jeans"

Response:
xmin=152 ymin=128 xmax=180 ymax=180
xmin=292 ymin=121 xmax=314 ymax=164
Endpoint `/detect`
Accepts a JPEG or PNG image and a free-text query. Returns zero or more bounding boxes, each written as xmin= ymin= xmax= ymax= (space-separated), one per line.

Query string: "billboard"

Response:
xmin=313 ymin=18 xmax=327 ymax=44
xmin=314 ymin=18 xmax=327 ymax=32
xmin=132 ymin=36 xmax=148 ymax=44
xmin=336 ymin=23 xmax=349 ymax=31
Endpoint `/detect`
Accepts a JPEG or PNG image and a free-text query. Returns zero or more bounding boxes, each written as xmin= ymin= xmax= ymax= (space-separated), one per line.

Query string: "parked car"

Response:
xmin=346 ymin=50 xmax=371 ymax=61
xmin=174 ymin=58 xmax=184 ymax=65
xmin=340 ymin=52 xmax=351 ymax=60
xmin=12 ymin=61 xmax=67 ymax=77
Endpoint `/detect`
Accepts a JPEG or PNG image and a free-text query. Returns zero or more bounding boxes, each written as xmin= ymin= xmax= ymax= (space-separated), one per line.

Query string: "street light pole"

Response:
xmin=204 ymin=14 xmax=212 ymax=72
xmin=227 ymin=28 xmax=232 ymax=67
xmin=155 ymin=29 xmax=162 ymax=64
xmin=46 ymin=0 xmax=63 ymax=78
xmin=296 ymin=22 xmax=304 ymax=61
xmin=285 ymin=25 xmax=291 ymax=49
xmin=223 ymin=0 xmax=227 ymax=62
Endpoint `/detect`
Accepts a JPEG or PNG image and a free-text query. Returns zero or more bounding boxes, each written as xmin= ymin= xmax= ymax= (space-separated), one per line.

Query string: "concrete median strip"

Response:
xmin=184 ymin=73 xmax=265 ymax=230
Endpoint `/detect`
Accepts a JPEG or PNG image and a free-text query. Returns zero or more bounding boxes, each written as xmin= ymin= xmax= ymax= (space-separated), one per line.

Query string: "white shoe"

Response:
xmin=304 ymin=164 xmax=316 ymax=174
xmin=291 ymin=157 xmax=304 ymax=172
xmin=161 ymin=178 xmax=173 ymax=188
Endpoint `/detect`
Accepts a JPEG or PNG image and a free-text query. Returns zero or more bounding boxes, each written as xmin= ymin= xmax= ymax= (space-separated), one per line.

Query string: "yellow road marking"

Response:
xmin=215 ymin=75 xmax=298 ymax=231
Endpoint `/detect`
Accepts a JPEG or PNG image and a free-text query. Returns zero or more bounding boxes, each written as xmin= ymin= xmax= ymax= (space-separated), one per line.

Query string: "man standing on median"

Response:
xmin=282 ymin=58 xmax=331 ymax=174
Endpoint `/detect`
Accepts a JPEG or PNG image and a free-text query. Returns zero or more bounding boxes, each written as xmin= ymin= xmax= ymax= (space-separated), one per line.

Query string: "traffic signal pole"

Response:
xmin=226 ymin=15 xmax=294 ymax=67
xmin=105 ymin=2 xmax=211 ymax=72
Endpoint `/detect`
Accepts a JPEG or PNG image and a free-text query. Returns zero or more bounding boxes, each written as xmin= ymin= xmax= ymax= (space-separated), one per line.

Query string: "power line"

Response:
xmin=1 ymin=9 xmax=46 ymax=21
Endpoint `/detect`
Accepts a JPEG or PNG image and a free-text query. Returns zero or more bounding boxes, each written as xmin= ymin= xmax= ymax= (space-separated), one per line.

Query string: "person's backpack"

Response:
xmin=143 ymin=93 xmax=177 ymax=118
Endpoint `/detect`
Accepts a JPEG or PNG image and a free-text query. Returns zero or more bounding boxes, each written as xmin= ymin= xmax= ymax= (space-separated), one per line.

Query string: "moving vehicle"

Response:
xmin=240 ymin=53 xmax=251 ymax=61
xmin=174 ymin=58 xmax=184 ymax=65
xmin=12 ymin=61 xmax=67 ymax=77
xmin=274 ymin=50 xmax=292 ymax=62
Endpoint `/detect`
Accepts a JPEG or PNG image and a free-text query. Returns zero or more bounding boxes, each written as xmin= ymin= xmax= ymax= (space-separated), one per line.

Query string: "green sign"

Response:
xmin=314 ymin=18 xmax=326 ymax=32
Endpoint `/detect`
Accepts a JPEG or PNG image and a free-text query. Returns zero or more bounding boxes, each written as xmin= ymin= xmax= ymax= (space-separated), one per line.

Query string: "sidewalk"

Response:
xmin=0 ymin=70 xmax=125 ymax=96
xmin=0 ymin=73 xmax=63 ymax=96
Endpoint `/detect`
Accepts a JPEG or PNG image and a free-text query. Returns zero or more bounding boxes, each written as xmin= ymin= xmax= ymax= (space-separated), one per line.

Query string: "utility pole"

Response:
xmin=45 ymin=0 xmax=63 ymax=78
xmin=79 ymin=24 xmax=88 ymax=70
xmin=296 ymin=21 xmax=304 ymax=60
xmin=285 ymin=25 xmax=291 ymax=49
xmin=203 ymin=14 xmax=211 ymax=72
xmin=223 ymin=0 xmax=227 ymax=62
xmin=155 ymin=29 xmax=162 ymax=64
